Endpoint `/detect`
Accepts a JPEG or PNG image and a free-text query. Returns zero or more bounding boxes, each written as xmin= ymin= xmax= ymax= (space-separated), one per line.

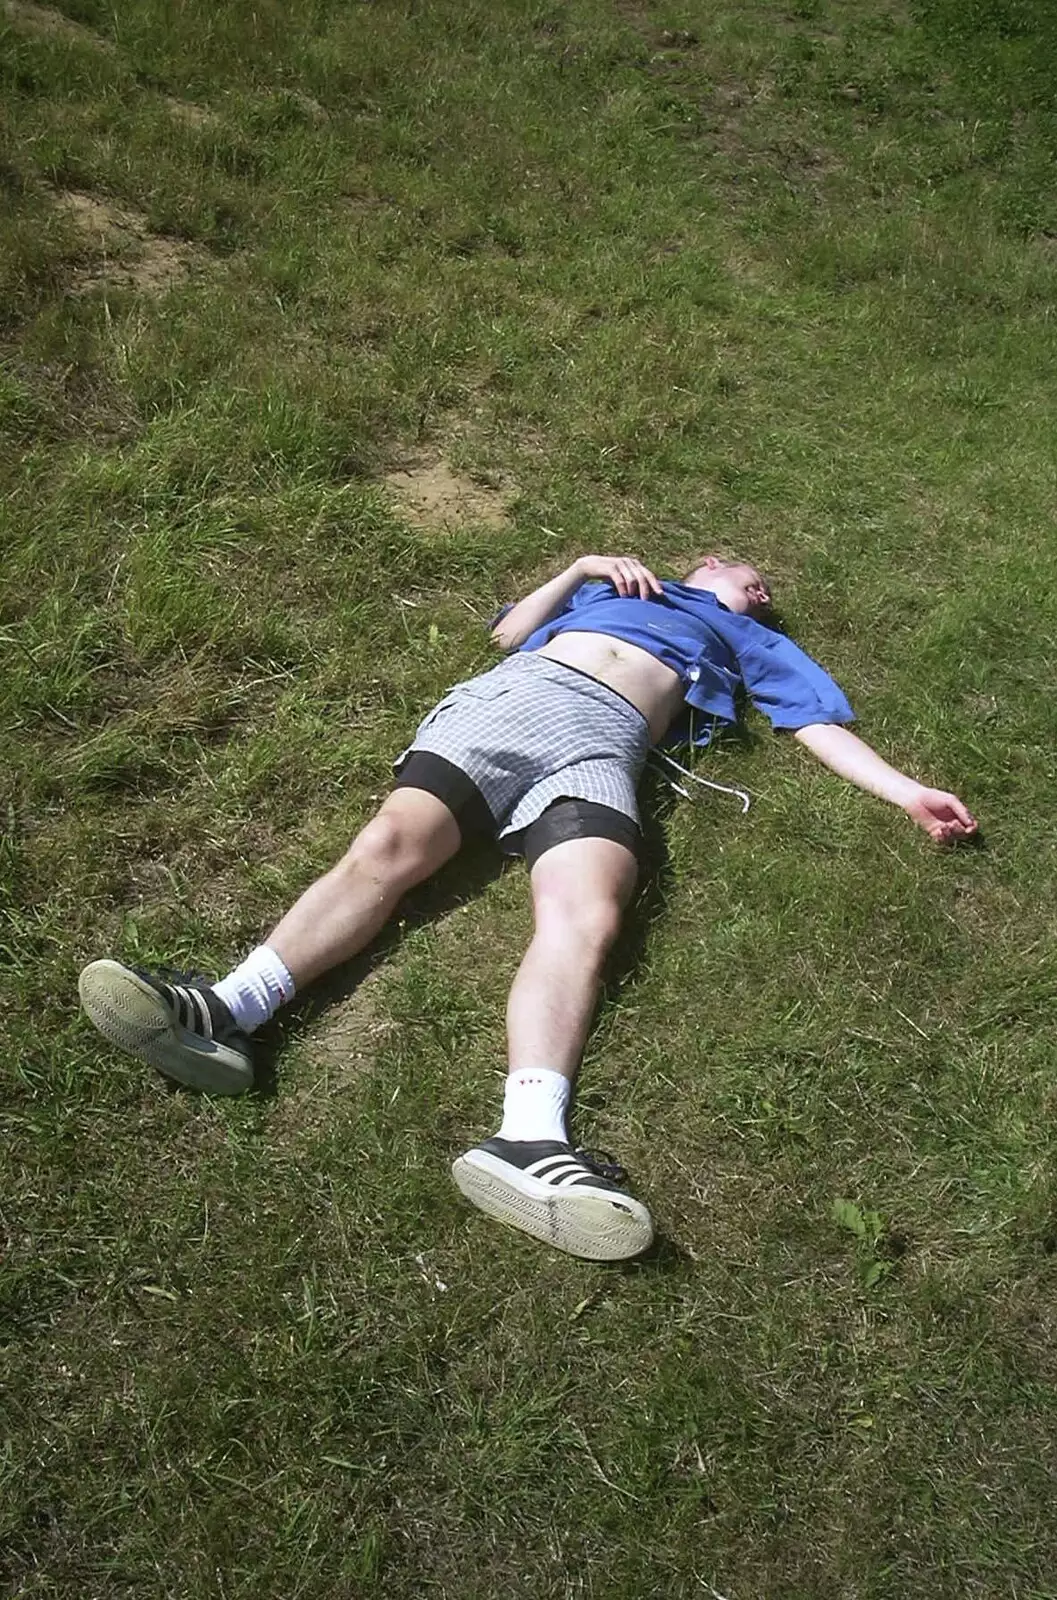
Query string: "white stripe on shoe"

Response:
xmin=526 ymin=1157 xmax=588 ymax=1184
xmin=186 ymin=987 xmax=210 ymax=1034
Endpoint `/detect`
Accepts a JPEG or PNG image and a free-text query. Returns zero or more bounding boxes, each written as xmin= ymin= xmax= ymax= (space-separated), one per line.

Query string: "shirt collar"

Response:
xmin=662 ymin=581 xmax=732 ymax=614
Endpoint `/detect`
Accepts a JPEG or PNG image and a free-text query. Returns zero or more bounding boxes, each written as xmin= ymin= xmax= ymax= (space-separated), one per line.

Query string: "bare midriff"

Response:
xmin=535 ymin=630 xmax=685 ymax=744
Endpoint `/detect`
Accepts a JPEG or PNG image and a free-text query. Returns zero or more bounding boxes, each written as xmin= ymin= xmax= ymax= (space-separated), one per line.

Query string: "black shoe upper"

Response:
xmin=478 ymin=1138 xmax=629 ymax=1193
xmin=136 ymin=966 xmax=250 ymax=1052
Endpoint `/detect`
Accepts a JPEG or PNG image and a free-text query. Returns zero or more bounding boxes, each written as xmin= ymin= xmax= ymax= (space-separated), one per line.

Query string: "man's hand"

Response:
xmin=490 ymin=554 xmax=661 ymax=650
xmin=794 ymin=724 xmax=978 ymax=846
xmin=904 ymin=786 xmax=978 ymax=845
xmin=576 ymin=555 xmax=662 ymax=600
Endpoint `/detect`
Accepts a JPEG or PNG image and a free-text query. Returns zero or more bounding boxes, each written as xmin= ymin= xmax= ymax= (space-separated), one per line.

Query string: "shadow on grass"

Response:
xmin=614 ymin=1229 xmax=696 ymax=1275
xmin=249 ymin=834 xmax=505 ymax=1097
xmin=604 ymin=762 xmax=678 ymax=993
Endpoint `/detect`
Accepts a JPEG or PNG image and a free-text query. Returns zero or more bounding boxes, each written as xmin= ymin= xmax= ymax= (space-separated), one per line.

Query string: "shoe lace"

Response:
xmin=139 ymin=964 xmax=207 ymax=989
xmin=573 ymin=1147 xmax=627 ymax=1184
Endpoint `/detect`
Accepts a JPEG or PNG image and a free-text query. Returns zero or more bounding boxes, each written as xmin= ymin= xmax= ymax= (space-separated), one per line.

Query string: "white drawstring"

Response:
xmin=649 ymin=749 xmax=752 ymax=814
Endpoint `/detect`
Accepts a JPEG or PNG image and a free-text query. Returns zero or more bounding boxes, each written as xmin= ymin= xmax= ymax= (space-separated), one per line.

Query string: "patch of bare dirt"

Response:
xmin=384 ymin=453 xmax=511 ymax=533
xmin=301 ymin=970 xmax=394 ymax=1078
xmin=56 ymin=189 xmax=206 ymax=295
xmin=163 ymin=96 xmax=220 ymax=131
xmin=271 ymin=892 xmax=510 ymax=1147
xmin=284 ymin=88 xmax=328 ymax=123
xmin=3 ymin=0 xmax=115 ymax=51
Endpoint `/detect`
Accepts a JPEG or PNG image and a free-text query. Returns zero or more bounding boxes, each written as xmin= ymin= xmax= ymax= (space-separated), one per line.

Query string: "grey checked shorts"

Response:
xmin=394 ymin=652 xmax=650 ymax=845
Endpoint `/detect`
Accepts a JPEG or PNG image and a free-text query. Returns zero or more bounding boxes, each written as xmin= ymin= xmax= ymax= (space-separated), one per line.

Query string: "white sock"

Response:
xmin=212 ymin=945 xmax=296 ymax=1034
xmin=496 ymin=1068 xmax=571 ymax=1144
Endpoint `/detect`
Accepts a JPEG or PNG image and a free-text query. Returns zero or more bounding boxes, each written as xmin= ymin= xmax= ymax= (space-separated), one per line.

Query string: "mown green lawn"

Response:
xmin=3 ymin=1 xmax=1057 ymax=1595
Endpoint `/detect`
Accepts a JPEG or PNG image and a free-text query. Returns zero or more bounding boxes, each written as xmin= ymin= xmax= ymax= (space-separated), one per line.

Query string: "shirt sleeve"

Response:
xmin=486 ymin=582 xmax=610 ymax=643
xmin=733 ymin=627 xmax=855 ymax=730
xmin=489 ymin=580 xmax=611 ymax=633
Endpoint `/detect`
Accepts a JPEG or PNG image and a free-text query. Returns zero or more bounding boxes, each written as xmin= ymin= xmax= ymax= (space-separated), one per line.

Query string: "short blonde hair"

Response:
xmin=682 ymin=554 xmax=775 ymax=617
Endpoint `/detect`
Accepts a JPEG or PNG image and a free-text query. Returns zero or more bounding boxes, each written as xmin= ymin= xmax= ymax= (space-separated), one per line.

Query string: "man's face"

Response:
xmin=684 ymin=558 xmax=771 ymax=616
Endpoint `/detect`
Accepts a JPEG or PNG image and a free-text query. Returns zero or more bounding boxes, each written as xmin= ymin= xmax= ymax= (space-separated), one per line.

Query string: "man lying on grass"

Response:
xmin=79 ymin=553 xmax=976 ymax=1261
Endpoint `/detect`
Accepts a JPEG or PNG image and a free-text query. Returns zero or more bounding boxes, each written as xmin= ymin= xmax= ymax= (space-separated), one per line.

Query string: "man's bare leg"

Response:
xmin=507 ymin=835 xmax=639 ymax=1078
xmin=452 ymin=834 xmax=654 ymax=1260
xmin=78 ymin=787 xmax=462 ymax=1092
xmin=265 ymin=787 xmax=462 ymax=988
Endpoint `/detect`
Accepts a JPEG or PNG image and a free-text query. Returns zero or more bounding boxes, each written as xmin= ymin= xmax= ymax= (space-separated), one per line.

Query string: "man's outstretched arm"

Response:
xmin=491 ymin=554 xmax=661 ymax=651
xmin=793 ymin=722 xmax=977 ymax=844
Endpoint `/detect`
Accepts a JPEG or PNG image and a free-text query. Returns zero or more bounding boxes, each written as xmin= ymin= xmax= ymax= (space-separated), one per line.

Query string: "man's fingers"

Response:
xmin=934 ymin=813 xmax=976 ymax=845
xmin=601 ymin=556 xmax=663 ymax=598
xmin=617 ymin=560 xmax=637 ymax=596
xmin=624 ymin=559 xmax=661 ymax=598
xmin=947 ymin=795 xmax=976 ymax=829
xmin=911 ymin=792 xmax=977 ymax=844
xmin=618 ymin=559 xmax=643 ymax=597
xmin=931 ymin=792 xmax=978 ymax=841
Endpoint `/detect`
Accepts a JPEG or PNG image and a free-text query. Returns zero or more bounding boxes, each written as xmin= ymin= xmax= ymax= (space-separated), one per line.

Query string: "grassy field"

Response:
xmin=4 ymin=0 xmax=1057 ymax=1594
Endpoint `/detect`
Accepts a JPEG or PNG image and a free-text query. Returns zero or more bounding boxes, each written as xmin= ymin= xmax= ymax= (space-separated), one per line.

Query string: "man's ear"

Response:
xmin=703 ymin=554 xmax=723 ymax=570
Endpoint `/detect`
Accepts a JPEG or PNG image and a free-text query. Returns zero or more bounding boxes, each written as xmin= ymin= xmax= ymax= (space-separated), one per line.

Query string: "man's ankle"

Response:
xmin=495 ymin=1067 xmax=571 ymax=1143
xmin=212 ymin=944 xmax=296 ymax=1033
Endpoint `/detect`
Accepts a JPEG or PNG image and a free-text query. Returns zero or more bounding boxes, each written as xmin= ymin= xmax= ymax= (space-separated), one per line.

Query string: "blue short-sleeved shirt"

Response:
xmin=517 ymin=580 xmax=854 ymax=747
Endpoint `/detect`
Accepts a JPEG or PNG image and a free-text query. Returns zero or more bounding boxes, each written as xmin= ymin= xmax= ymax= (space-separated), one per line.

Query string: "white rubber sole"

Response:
xmin=78 ymin=959 xmax=254 ymax=1095
xmin=451 ymin=1147 xmax=654 ymax=1261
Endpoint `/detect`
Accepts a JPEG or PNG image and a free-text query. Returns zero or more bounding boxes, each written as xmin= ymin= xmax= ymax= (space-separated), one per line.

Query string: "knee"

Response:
xmin=535 ymin=887 xmax=625 ymax=963
xmin=342 ymin=812 xmax=434 ymax=892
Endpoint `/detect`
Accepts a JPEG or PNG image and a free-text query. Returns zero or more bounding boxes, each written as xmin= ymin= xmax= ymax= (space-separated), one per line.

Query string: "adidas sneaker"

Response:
xmin=452 ymin=1137 xmax=653 ymax=1260
xmin=78 ymin=958 xmax=254 ymax=1095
